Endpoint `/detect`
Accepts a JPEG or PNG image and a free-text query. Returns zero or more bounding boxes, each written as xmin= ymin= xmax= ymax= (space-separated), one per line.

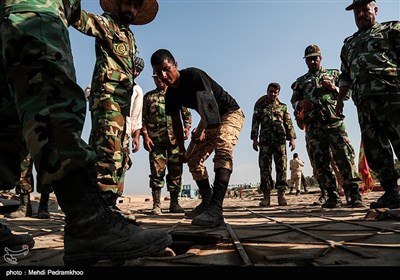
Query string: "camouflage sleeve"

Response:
xmin=180 ymin=107 xmax=192 ymax=128
xmin=392 ymin=21 xmax=400 ymax=62
xmin=283 ymin=104 xmax=296 ymax=140
xmin=339 ymin=42 xmax=352 ymax=88
xmin=142 ymin=93 xmax=149 ymax=129
xmin=250 ymin=105 xmax=260 ymax=140
xmin=72 ymin=10 xmax=111 ymax=39
xmin=290 ymin=80 xmax=303 ymax=110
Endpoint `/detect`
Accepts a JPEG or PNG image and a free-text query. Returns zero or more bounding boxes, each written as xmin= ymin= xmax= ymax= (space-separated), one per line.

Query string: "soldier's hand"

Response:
xmin=183 ymin=127 xmax=190 ymax=140
xmin=289 ymin=139 xmax=296 ymax=151
xmin=299 ymin=100 xmax=314 ymax=110
xmin=321 ymin=77 xmax=336 ymax=91
xmin=335 ymin=99 xmax=345 ymax=118
xmin=252 ymin=139 xmax=259 ymax=152
xmin=178 ymin=152 xmax=188 ymax=163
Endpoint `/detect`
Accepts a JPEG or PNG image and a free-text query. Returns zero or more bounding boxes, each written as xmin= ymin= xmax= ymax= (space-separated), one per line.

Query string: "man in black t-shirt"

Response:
xmin=151 ymin=49 xmax=245 ymax=227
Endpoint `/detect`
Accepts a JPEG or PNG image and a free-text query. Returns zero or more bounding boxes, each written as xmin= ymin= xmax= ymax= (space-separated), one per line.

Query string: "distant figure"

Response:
xmin=290 ymin=153 xmax=304 ymax=196
xmin=336 ymin=0 xmax=400 ymax=209
xmin=251 ymin=82 xmax=296 ymax=207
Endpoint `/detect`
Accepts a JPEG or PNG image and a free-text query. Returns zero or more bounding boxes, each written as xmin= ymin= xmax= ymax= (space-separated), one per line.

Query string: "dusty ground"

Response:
xmin=1 ymin=187 xmax=400 ymax=274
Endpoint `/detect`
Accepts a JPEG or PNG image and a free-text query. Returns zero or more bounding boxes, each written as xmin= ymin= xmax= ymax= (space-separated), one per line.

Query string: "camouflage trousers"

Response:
xmin=188 ymin=109 xmax=244 ymax=181
xmin=357 ymin=95 xmax=400 ymax=183
xmin=148 ymin=144 xmax=183 ymax=192
xmin=14 ymin=152 xmax=34 ymax=194
xmin=258 ymin=142 xmax=288 ymax=192
xmin=306 ymin=137 xmax=344 ymax=190
xmin=89 ymin=104 xmax=128 ymax=195
xmin=306 ymin=120 xmax=361 ymax=191
xmin=117 ymin=133 xmax=134 ymax=195
xmin=15 ymin=153 xmax=53 ymax=195
xmin=0 ymin=13 xmax=96 ymax=191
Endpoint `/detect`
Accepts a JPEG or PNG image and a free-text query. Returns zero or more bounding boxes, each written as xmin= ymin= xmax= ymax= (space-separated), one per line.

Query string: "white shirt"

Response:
xmin=126 ymin=84 xmax=143 ymax=136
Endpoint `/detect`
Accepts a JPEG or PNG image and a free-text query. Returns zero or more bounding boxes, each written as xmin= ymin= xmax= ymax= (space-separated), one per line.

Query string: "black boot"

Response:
xmin=370 ymin=179 xmax=400 ymax=209
xmin=313 ymin=184 xmax=327 ymax=206
xmin=101 ymin=191 xmax=119 ymax=210
xmin=169 ymin=191 xmax=184 ymax=213
xmin=192 ymin=169 xmax=229 ymax=227
xmin=37 ymin=193 xmax=50 ymax=219
xmin=53 ymin=169 xmax=172 ymax=266
xmin=8 ymin=193 xmax=32 ymax=218
xmin=278 ymin=189 xmax=288 ymax=206
xmin=259 ymin=190 xmax=271 ymax=207
xmin=0 ymin=222 xmax=34 ymax=252
xmin=348 ymin=186 xmax=365 ymax=208
xmin=302 ymin=174 xmax=309 ymax=193
xmin=151 ymin=188 xmax=162 ymax=215
xmin=322 ymin=188 xmax=342 ymax=208
xmin=185 ymin=179 xmax=212 ymax=218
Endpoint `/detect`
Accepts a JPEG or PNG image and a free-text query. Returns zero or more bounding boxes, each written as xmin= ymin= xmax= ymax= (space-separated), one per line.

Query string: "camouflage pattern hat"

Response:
xmin=303 ymin=45 xmax=321 ymax=58
xmin=100 ymin=0 xmax=159 ymax=25
xmin=345 ymin=0 xmax=375 ymax=11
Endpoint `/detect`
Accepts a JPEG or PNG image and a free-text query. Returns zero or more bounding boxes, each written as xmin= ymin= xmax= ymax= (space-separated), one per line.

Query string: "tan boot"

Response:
xmin=259 ymin=191 xmax=270 ymax=207
xmin=8 ymin=193 xmax=32 ymax=218
xmin=151 ymin=188 xmax=162 ymax=215
xmin=278 ymin=190 xmax=288 ymax=206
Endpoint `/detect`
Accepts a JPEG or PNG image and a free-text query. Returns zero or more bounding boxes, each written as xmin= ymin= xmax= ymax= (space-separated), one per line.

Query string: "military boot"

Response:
xmin=289 ymin=187 xmax=294 ymax=195
xmin=370 ymin=179 xmax=400 ymax=209
xmin=53 ymin=169 xmax=172 ymax=266
xmin=0 ymin=222 xmax=34 ymax=252
xmin=348 ymin=186 xmax=364 ymax=208
xmin=101 ymin=191 xmax=119 ymax=210
xmin=169 ymin=191 xmax=184 ymax=213
xmin=322 ymin=188 xmax=342 ymax=208
xmin=313 ymin=187 xmax=327 ymax=206
xmin=37 ymin=193 xmax=50 ymax=219
xmin=277 ymin=190 xmax=288 ymax=206
xmin=192 ymin=169 xmax=229 ymax=227
xmin=8 ymin=193 xmax=32 ymax=218
xmin=151 ymin=188 xmax=162 ymax=215
xmin=185 ymin=179 xmax=212 ymax=218
xmin=259 ymin=191 xmax=270 ymax=207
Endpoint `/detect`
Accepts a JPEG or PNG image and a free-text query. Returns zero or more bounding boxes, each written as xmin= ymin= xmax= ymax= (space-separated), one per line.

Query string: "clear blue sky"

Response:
xmin=69 ymin=0 xmax=400 ymax=196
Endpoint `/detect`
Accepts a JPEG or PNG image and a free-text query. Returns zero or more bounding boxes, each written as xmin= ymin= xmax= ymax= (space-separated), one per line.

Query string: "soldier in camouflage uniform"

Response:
xmin=8 ymin=152 xmax=52 ymax=219
xmin=291 ymin=45 xmax=364 ymax=209
xmin=142 ymin=74 xmax=192 ymax=215
xmin=0 ymin=0 xmax=171 ymax=265
xmin=72 ymin=0 xmax=157 ymax=207
xmin=151 ymin=49 xmax=244 ymax=227
xmin=336 ymin=0 xmax=400 ymax=209
xmin=251 ymin=82 xmax=296 ymax=207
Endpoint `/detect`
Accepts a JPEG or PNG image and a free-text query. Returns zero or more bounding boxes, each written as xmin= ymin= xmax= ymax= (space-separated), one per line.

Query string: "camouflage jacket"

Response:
xmin=251 ymin=98 xmax=296 ymax=144
xmin=0 ymin=0 xmax=81 ymax=26
xmin=291 ymin=67 xmax=343 ymax=125
xmin=339 ymin=21 xmax=400 ymax=105
xmin=142 ymin=88 xmax=192 ymax=146
xmin=73 ymin=11 xmax=137 ymax=116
